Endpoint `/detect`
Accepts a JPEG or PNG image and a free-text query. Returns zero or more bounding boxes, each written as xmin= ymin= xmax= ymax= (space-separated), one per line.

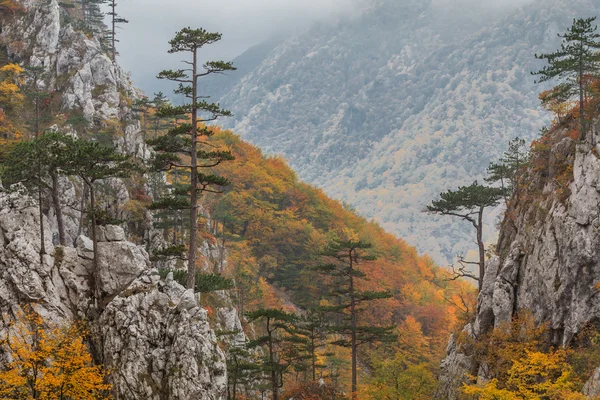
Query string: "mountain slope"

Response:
xmin=212 ymin=0 xmax=600 ymax=263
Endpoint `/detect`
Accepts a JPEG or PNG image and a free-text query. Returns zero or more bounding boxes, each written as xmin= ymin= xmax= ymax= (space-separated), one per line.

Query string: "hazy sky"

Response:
xmin=111 ymin=0 xmax=533 ymax=96
xmin=111 ymin=0 xmax=354 ymax=95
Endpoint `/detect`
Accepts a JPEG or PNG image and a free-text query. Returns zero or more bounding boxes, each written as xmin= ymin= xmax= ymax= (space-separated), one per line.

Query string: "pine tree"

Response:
xmin=63 ymin=137 xmax=142 ymax=305
xmin=314 ymin=240 xmax=396 ymax=399
xmin=77 ymin=0 xmax=106 ymax=30
xmin=0 ymin=132 xmax=74 ymax=247
xmin=532 ymin=17 xmax=600 ymax=140
xmin=427 ymin=182 xmax=505 ymax=290
xmin=226 ymin=346 xmax=260 ymax=400
xmin=486 ymin=137 xmax=529 ymax=201
xmin=292 ymin=311 xmax=330 ymax=382
xmin=105 ymin=0 xmax=128 ymax=62
xmin=147 ymin=27 xmax=236 ymax=290
xmin=246 ymin=309 xmax=299 ymax=400
xmin=14 ymin=66 xmax=53 ymax=260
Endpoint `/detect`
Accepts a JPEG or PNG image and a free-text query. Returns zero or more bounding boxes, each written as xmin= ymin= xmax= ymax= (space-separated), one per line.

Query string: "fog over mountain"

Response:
xmin=199 ymin=0 xmax=600 ymax=264
xmin=113 ymin=0 xmax=534 ymax=96
xmin=111 ymin=0 xmax=591 ymax=264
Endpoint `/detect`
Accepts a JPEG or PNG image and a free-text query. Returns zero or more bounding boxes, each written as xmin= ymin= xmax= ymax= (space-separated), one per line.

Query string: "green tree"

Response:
xmin=226 ymin=346 xmax=260 ymax=400
xmin=105 ymin=0 xmax=128 ymax=62
xmin=532 ymin=17 xmax=600 ymax=139
xmin=314 ymin=240 xmax=396 ymax=399
xmin=292 ymin=311 xmax=330 ymax=382
xmin=76 ymin=0 xmax=106 ymax=30
xmin=427 ymin=182 xmax=505 ymax=291
xmin=0 ymin=132 xmax=75 ymax=247
xmin=64 ymin=138 xmax=142 ymax=305
xmin=486 ymin=137 xmax=529 ymax=201
xmin=147 ymin=27 xmax=235 ymax=290
xmin=246 ymin=309 xmax=298 ymax=400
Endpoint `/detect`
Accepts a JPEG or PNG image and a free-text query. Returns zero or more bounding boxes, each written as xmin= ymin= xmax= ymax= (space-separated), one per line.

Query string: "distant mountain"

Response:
xmin=202 ymin=37 xmax=282 ymax=101
xmin=211 ymin=0 xmax=600 ymax=263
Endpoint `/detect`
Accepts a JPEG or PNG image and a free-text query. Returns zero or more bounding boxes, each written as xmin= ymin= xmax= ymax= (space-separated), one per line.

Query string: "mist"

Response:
xmin=111 ymin=0 xmax=536 ymax=96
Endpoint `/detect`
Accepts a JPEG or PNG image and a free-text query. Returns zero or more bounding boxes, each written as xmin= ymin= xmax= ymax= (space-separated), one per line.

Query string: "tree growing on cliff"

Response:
xmin=64 ymin=138 xmax=142 ymax=305
xmin=147 ymin=27 xmax=235 ymax=290
xmin=314 ymin=240 xmax=396 ymax=399
xmin=105 ymin=0 xmax=128 ymax=62
xmin=427 ymin=182 xmax=505 ymax=291
xmin=486 ymin=137 xmax=529 ymax=201
xmin=0 ymin=132 xmax=76 ymax=247
xmin=532 ymin=17 xmax=600 ymax=140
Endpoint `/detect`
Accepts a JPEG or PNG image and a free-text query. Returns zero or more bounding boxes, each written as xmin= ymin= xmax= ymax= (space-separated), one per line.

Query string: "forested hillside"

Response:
xmin=211 ymin=0 xmax=600 ymax=264
xmin=0 ymin=1 xmax=473 ymax=398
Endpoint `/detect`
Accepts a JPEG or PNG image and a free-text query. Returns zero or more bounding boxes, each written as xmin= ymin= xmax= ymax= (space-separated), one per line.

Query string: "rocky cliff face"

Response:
xmin=0 ymin=190 xmax=228 ymax=399
xmin=0 ymin=1 xmax=229 ymax=398
xmin=436 ymin=124 xmax=600 ymax=398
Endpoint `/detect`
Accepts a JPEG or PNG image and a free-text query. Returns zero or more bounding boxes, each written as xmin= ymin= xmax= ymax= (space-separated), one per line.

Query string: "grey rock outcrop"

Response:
xmin=0 ymin=188 xmax=228 ymax=399
xmin=436 ymin=125 xmax=600 ymax=398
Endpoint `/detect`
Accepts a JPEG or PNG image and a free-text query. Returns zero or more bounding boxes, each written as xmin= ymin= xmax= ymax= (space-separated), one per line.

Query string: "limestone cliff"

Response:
xmin=436 ymin=123 xmax=600 ymax=398
xmin=0 ymin=1 xmax=229 ymax=398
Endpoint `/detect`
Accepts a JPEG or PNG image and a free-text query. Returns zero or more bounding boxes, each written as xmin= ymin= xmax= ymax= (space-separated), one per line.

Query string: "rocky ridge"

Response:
xmin=0 ymin=1 xmax=232 ymax=398
xmin=436 ymin=123 xmax=600 ymax=398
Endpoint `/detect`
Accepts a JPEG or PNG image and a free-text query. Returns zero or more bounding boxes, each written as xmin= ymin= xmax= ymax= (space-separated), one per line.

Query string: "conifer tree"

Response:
xmin=22 ymin=66 xmax=52 ymax=261
xmin=292 ymin=311 xmax=330 ymax=382
xmin=105 ymin=0 xmax=128 ymax=62
xmin=314 ymin=240 xmax=396 ymax=399
xmin=532 ymin=17 xmax=600 ymax=139
xmin=77 ymin=0 xmax=106 ymax=29
xmin=147 ymin=27 xmax=236 ymax=290
xmin=64 ymin=138 xmax=142 ymax=305
xmin=427 ymin=182 xmax=505 ymax=290
xmin=226 ymin=346 xmax=260 ymax=400
xmin=0 ymin=133 xmax=73 ymax=247
xmin=246 ymin=309 xmax=299 ymax=400
xmin=486 ymin=137 xmax=529 ymax=201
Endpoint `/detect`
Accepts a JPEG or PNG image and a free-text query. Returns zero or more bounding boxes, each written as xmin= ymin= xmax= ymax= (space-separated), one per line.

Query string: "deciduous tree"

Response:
xmin=0 ymin=308 xmax=111 ymax=399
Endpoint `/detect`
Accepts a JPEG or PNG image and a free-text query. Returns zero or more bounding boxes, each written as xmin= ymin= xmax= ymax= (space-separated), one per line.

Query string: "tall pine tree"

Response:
xmin=314 ymin=240 xmax=396 ymax=399
xmin=105 ymin=0 xmax=128 ymax=62
xmin=147 ymin=27 xmax=235 ymax=290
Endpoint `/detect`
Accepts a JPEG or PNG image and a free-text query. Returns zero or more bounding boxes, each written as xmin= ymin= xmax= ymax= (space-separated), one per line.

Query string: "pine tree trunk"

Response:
xmin=111 ymin=1 xmax=116 ymax=62
xmin=38 ymin=186 xmax=45 ymax=266
xmin=350 ymin=250 xmax=358 ymax=400
xmin=477 ymin=207 xmax=485 ymax=292
xmin=268 ymin=319 xmax=279 ymax=400
xmin=89 ymin=183 xmax=101 ymax=306
xmin=580 ymin=47 xmax=586 ymax=141
xmin=35 ymin=95 xmax=45 ymax=266
xmin=51 ymin=170 xmax=67 ymax=246
xmin=187 ymin=47 xmax=199 ymax=290
xmin=77 ymin=183 xmax=88 ymax=242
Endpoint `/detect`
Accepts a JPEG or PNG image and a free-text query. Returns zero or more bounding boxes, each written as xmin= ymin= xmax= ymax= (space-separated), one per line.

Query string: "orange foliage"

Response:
xmin=203 ymin=128 xmax=474 ymax=366
xmin=282 ymin=381 xmax=344 ymax=399
xmin=0 ymin=308 xmax=111 ymax=399
xmin=0 ymin=0 xmax=23 ymax=15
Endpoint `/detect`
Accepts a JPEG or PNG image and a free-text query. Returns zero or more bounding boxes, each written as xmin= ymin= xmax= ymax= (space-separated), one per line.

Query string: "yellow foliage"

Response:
xmin=462 ymin=349 xmax=585 ymax=400
xmin=0 ymin=63 xmax=24 ymax=112
xmin=0 ymin=63 xmax=24 ymax=76
xmin=0 ymin=308 xmax=112 ymax=399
